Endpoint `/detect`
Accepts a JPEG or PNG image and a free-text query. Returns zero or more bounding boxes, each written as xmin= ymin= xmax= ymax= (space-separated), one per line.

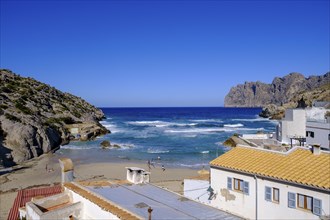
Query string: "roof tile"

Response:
xmin=210 ymin=147 xmax=330 ymax=190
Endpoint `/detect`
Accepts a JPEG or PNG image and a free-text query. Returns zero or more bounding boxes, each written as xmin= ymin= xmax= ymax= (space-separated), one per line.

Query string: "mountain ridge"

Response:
xmin=224 ymin=72 xmax=330 ymax=108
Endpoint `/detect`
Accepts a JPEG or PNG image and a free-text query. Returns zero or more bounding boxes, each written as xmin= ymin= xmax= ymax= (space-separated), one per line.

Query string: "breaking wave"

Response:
xmin=147 ymin=149 xmax=170 ymax=154
xmin=224 ymin=123 xmax=244 ymax=128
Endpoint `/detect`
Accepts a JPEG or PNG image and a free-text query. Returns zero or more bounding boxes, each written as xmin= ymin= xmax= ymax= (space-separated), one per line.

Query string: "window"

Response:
xmin=234 ymin=178 xmax=243 ymax=191
xmin=298 ymin=194 xmax=312 ymax=211
xmin=288 ymin=193 xmax=322 ymax=216
xmin=273 ymin=188 xmax=279 ymax=202
xmin=265 ymin=186 xmax=279 ymax=203
xmin=306 ymin=131 xmax=315 ymax=138
xmin=228 ymin=177 xmax=249 ymax=195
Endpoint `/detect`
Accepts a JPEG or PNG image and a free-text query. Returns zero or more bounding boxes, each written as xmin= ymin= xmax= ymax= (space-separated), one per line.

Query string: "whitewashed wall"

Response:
xmin=306 ymin=121 xmax=330 ymax=149
xmin=69 ymin=189 xmax=120 ymax=219
xmin=210 ymin=167 xmax=330 ymax=220
xmin=184 ymin=179 xmax=211 ymax=205
xmin=210 ymin=168 xmax=256 ymax=219
xmin=257 ymin=178 xmax=330 ymax=220
xmin=280 ymin=109 xmax=306 ymax=143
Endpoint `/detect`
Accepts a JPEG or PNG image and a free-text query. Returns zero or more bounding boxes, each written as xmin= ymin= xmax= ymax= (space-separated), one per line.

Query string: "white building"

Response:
xmin=209 ymin=145 xmax=330 ymax=220
xmin=276 ymin=106 xmax=330 ymax=150
xmin=306 ymin=119 xmax=330 ymax=150
xmin=276 ymin=108 xmax=306 ymax=144
xmin=17 ymin=164 xmax=240 ymax=220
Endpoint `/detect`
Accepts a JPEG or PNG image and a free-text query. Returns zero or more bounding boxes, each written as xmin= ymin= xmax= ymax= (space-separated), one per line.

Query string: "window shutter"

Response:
xmin=313 ymin=198 xmax=322 ymax=216
xmin=288 ymin=192 xmax=296 ymax=208
xmin=227 ymin=177 xmax=232 ymax=190
xmin=265 ymin=186 xmax=271 ymax=201
xmin=243 ymin=181 xmax=249 ymax=195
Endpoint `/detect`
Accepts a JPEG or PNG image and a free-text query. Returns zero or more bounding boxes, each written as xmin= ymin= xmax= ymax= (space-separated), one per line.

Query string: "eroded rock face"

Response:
xmin=224 ymin=72 xmax=330 ymax=108
xmin=0 ymin=69 xmax=109 ymax=165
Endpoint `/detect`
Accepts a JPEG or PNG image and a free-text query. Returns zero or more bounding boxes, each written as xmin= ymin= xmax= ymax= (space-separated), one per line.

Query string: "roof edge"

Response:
xmin=210 ymin=165 xmax=330 ymax=193
xmin=64 ymin=182 xmax=141 ymax=220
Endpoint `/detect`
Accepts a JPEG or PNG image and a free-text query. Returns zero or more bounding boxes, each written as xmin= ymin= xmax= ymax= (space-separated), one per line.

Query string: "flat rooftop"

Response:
xmin=80 ymin=182 xmax=240 ymax=219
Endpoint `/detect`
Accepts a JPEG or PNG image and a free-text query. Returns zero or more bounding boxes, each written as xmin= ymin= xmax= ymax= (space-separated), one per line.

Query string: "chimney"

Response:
xmin=59 ymin=158 xmax=74 ymax=184
xmin=126 ymin=167 xmax=150 ymax=184
xmin=312 ymin=145 xmax=321 ymax=155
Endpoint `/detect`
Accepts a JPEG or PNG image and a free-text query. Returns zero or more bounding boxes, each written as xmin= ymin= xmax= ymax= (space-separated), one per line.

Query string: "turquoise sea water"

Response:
xmin=57 ymin=107 xmax=277 ymax=168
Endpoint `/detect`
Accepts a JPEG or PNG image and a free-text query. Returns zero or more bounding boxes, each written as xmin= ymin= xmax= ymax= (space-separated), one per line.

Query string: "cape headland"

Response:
xmin=224 ymin=72 xmax=330 ymax=119
xmin=0 ymin=69 xmax=109 ymax=166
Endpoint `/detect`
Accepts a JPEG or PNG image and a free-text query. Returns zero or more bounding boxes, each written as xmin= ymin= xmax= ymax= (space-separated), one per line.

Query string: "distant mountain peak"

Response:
xmin=224 ymin=72 xmax=329 ymax=107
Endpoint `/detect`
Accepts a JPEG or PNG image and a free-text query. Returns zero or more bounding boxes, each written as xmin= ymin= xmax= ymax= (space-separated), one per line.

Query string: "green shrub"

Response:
xmin=5 ymin=113 xmax=21 ymax=123
xmin=0 ymin=104 xmax=8 ymax=110
xmin=72 ymin=110 xmax=81 ymax=118
xmin=44 ymin=117 xmax=62 ymax=125
xmin=15 ymin=100 xmax=33 ymax=115
xmin=60 ymin=116 xmax=75 ymax=124
xmin=2 ymin=86 xmax=12 ymax=93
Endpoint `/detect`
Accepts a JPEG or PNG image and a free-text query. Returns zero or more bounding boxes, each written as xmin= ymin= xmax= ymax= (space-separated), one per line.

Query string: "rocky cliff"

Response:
xmin=0 ymin=69 xmax=109 ymax=166
xmin=224 ymin=72 xmax=330 ymax=108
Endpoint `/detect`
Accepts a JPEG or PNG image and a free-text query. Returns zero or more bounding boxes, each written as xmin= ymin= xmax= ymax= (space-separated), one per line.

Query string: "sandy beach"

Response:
xmin=0 ymin=153 xmax=204 ymax=219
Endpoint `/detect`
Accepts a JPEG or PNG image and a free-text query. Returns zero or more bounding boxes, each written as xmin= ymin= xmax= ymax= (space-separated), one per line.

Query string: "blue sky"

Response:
xmin=1 ymin=0 xmax=329 ymax=107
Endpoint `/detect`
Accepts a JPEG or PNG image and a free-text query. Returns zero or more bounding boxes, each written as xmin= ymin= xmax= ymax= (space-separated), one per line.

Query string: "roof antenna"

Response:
xmin=148 ymin=207 xmax=153 ymax=220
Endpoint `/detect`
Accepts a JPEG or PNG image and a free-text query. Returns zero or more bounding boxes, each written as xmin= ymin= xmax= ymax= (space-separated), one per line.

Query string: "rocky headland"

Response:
xmin=224 ymin=72 xmax=330 ymax=119
xmin=0 ymin=69 xmax=109 ymax=166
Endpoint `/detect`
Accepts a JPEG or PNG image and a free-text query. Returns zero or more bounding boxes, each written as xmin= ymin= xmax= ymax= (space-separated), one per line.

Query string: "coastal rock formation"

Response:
xmin=0 ymin=69 xmax=109 ymax=165
xmin=224 ymin=72 xmax=330 ymax=108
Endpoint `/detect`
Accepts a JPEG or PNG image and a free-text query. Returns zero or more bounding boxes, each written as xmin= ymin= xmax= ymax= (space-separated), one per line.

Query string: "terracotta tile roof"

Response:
xmin=64 ymin=182 xmax=140 ymax=220
xmin=210 ymin=146 xmax=330 ymax=190
xmin=7 ymin=185 xmax=63 ymax=220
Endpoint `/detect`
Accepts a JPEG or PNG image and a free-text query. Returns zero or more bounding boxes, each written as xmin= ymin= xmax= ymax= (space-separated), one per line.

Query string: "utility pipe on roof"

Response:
xmin=254 ymin=175 xmax=258 ymax=220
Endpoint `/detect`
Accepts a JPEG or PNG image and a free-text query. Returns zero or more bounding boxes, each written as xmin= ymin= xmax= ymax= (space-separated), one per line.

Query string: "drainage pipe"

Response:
xmin=254 ymin=175 xmax=258 ymax=220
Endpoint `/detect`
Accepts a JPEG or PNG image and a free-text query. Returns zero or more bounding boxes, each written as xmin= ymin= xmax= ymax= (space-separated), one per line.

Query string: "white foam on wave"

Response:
xmin=232 ymin=118 xmax=269 ymax=122
xmin=100 ymin=120 xmax=122 ymax=133
xmin=237 ymin=127 xmax=264 ymax=131
xmin=127 ymin=120 xmax=164 ymax=125
xmin=183 ymin=134 xmax=197 ymax=138
xmin=224 ymin=123 xmax=244 ymax=128
xmin=190 ymin=119 xmax=223 ymax=123
xmin=165 ymin=128 xmax=230 ymax=133
xmin=176 ymin=163 xmax=209 ymax=168
xmin=200 ymin=151 xmax=209 ymax=154
xmin=127 ymin=120 xmax=197 ymax=128
xmin=147 ymin=149 xmax=170 ymax=154
xmin=60 ymin=145 xmax=97 ymax=150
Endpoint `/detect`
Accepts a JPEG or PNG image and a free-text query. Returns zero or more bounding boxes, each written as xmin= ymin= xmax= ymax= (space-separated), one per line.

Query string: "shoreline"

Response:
xmin=0 ymin=151 xmax=204 ymax=219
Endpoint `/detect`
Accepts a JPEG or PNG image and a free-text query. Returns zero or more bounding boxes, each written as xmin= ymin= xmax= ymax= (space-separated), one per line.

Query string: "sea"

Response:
xmin=57 ymin=107 xmax=278 ymax=169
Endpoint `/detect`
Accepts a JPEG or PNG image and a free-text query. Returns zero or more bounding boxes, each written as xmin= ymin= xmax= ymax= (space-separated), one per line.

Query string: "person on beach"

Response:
xmin=147 ymin=160 xmax=151 ymax=171
xmin=161 ymin=165 xmax=165 ymax=171
xmin=151 ymin=158 xmax=156 ymax=168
